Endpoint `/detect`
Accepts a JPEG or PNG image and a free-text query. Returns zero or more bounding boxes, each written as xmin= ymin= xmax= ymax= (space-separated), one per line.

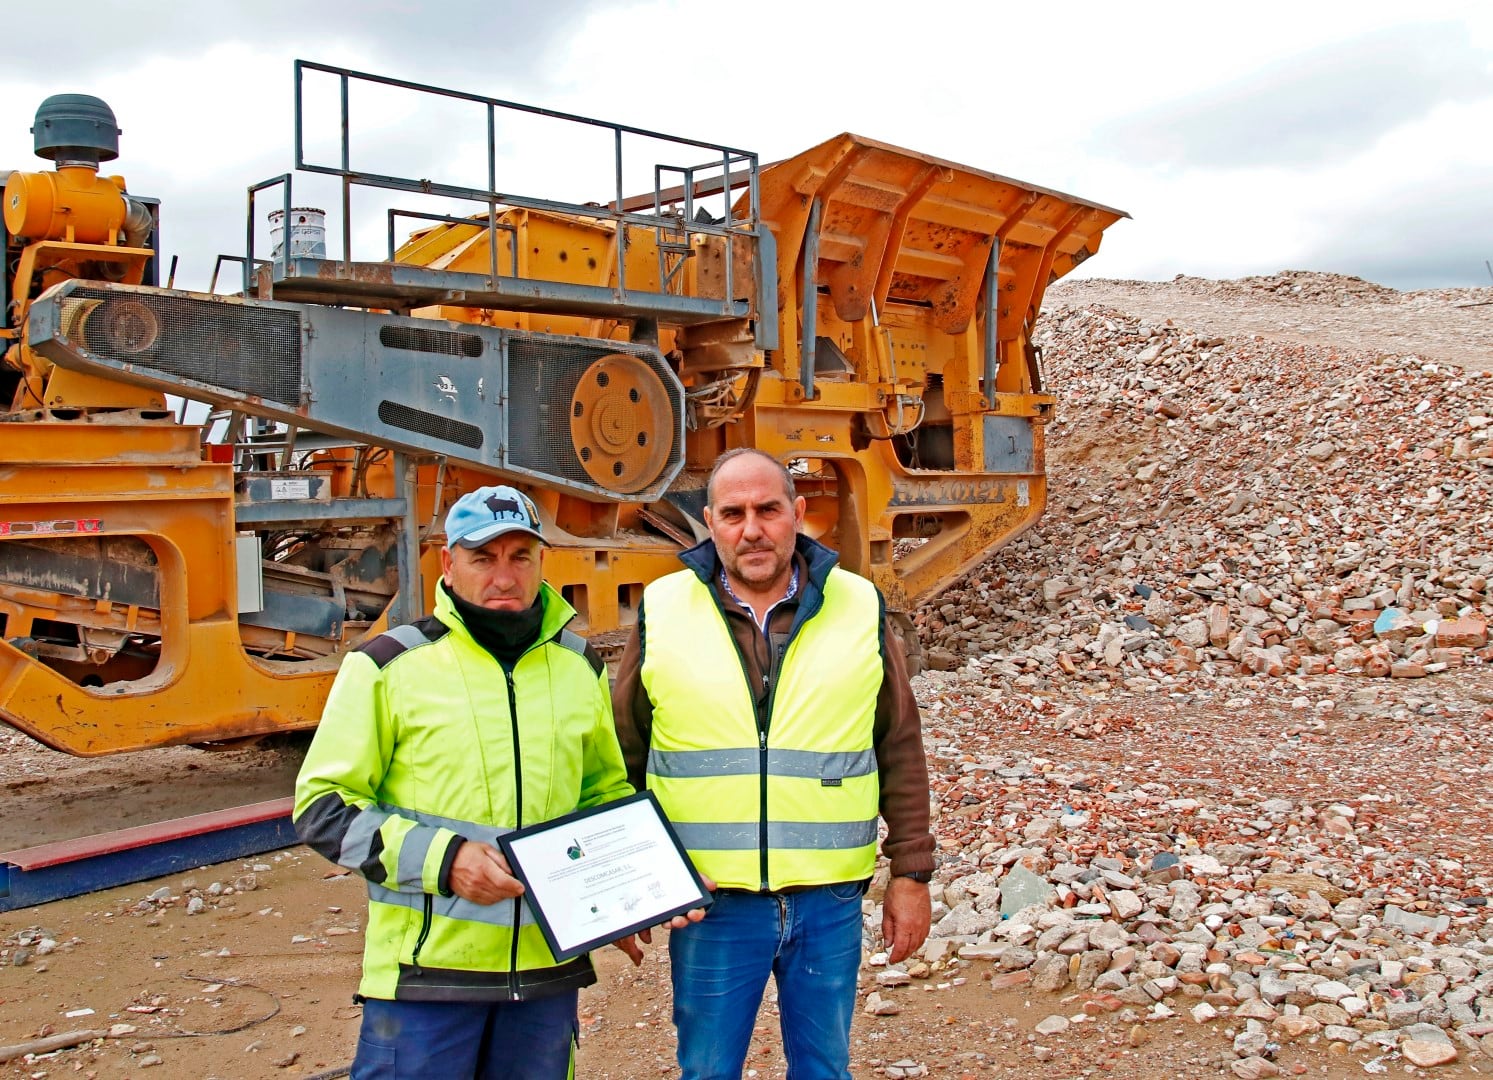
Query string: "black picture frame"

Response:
xmin=497 ymin=790 xmax=713 ymax=962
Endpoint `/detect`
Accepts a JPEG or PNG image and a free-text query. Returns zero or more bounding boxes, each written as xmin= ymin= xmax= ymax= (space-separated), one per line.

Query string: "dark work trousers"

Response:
xmin=351 ymin=992 xmax=579 ymax=1079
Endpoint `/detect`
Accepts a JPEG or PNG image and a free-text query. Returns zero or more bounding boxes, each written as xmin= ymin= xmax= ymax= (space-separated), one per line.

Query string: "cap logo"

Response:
xmin=484 ymin=493 xmax=527 ymax=521
xmin=483 ymin=492 xmax=537 ymax=525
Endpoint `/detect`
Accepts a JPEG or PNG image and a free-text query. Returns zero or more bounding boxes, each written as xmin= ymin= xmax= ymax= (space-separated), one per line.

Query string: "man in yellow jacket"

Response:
xmin=613 ymin=449 xmax=935 ymax=1080
xmin=295 ymin=484 xmax=632 ymax=1079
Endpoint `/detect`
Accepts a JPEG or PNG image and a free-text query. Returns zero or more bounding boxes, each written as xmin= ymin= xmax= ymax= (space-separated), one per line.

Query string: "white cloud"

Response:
xmin=1097 ymin=21 xmax=1492 ymax=170
xmin=2 ymin=0 xmax=1490 ymax=290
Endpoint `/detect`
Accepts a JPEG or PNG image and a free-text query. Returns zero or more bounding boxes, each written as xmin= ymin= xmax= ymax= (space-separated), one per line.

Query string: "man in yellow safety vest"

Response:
xmin=612 ymin=449 xmax=934 ymax=1079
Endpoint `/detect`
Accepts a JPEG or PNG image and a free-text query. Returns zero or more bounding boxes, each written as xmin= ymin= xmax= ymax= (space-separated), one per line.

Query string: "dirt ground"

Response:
xmin=3 ymin=270 xmax=1492 ymax=1078
xmin=2 ymin=696 xmax=1435 ymax=1080
xmin=0 ymin=734 xmax=304 ymax=852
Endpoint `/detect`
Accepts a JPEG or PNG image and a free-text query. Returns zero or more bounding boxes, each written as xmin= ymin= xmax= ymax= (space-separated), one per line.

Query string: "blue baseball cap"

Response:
xmin=444 ymin=485 xmax=545 ymax=549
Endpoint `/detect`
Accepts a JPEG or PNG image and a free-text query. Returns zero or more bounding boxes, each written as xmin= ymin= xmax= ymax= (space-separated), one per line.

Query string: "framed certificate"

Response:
xmin=498 ymin=790 xmax=713 ymax=962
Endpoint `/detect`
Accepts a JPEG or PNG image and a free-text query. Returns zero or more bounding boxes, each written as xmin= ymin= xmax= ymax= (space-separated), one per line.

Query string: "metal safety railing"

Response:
xmin=245 ymin=60 xmax=765 ymax=310
xmin=211 ymin=254 xmax=271 ymax=296
xmin=243 ymin=173 xmax=295 ymax=295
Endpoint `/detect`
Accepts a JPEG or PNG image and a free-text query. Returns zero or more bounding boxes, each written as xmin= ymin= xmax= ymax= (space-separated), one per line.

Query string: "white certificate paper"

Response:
xmin=498 ymin=791 xmax=711 ymax=961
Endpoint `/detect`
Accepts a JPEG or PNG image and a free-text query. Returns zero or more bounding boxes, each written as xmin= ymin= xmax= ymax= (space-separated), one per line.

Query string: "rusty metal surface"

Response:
xmin=0 ymin=536 xmax=160 ymax=608
xmin=0 ymin=629 xmax=337 ymax=756
xmin=871 ymin=487 xmax=1047 ymax=613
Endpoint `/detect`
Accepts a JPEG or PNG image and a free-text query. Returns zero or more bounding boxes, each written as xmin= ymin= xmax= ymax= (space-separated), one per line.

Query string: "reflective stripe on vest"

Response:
xmin=671 ymin=819 xmax=879 ymax=851
xmin=640 ymin=565 xmax=882 ymax=890
xmin=383 ymin=622 xmax=437 ymax=652
xmin=367 ymin=882 xmax=538 ymax=929
xmin=647 ymin=747 xmax=877 ymax=780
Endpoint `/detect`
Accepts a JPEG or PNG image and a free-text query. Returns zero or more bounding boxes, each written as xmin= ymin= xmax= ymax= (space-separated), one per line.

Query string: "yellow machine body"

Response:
xmin=4 ymin=167 xmax=128 ymax=244
xmin=411 ymin=135 xmax=1123 ymax=614
xmin=0 ymin=70 xmax=1125 ymax=755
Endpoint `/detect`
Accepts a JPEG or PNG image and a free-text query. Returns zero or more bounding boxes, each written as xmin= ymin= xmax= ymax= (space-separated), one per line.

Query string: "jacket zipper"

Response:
xmin=756 ymin=725 xmax=769 ymax=892
xmin=758 ymin=635 xmax=790 ymax=891
xmin=411 ymin=893 xmax=434 ymax=974
xmin=505 ymin=665 xmax=524 ymax=1000
xmin=717 ymin=596 xmax=774 ymax=893
xmin=720 ymin=595 xmax=793 ymax=894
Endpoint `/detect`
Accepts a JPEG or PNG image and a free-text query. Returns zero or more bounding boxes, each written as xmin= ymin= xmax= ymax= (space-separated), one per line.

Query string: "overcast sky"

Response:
xmin=3 ymin=0 xmax=1489 ymax=291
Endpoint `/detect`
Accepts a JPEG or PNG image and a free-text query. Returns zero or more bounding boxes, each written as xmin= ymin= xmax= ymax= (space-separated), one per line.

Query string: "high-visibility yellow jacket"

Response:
xmin=293 ymin=582 xmax=631 ymax=1002
xmin=640 ymin=542 xmax=883 ymax=891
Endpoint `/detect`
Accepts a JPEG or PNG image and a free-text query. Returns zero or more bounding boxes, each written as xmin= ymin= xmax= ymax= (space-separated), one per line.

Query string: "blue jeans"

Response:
xmin=669 ymin=883 xmax=865 ymax=1080
xmin=351 ymin=992 xmax=577 ymax=1079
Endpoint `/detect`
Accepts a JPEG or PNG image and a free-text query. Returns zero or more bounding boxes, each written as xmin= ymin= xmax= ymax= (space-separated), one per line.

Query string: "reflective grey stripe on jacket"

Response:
xmin=339 ymin=804 xmax=516 ymax=892
xmin=383 ymin=622 xmax=438 ymax=652
xmin=366 ymin=882 xmax=537 ymax=928
xmin=672 ymin=819 xmax=879 ymax=851
xmin=557 ymin=627 xmax=589 ymax=658
xmin=647 ymin=747 xmax=877 ymax=780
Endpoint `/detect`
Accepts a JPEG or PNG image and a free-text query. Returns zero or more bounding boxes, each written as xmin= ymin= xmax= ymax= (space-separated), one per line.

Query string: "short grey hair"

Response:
xmin=705 ymin=448 xmax=796 ymax=507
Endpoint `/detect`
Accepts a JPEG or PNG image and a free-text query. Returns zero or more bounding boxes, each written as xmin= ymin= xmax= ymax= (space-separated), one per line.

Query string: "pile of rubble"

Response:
xmin=860 ymin=676 xmax=1493 ymax=1073
xmin=887 ymin=847 xmax=1492 ymax=1075
xmin=917 ymin=303 xmax=1493 ymax=694
xmin=895 ymin=289 xmax=1493 ymax=1072
xmin=1090 ymin=270 xmax=1493 ymax=309
xmin=1196 ymin=270 xmax=1402 ymax=305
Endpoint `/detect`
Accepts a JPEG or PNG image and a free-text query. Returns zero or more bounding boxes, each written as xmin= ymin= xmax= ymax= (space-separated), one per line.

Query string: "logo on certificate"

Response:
xmin=566 ymin=838 xmax=585 ymax=861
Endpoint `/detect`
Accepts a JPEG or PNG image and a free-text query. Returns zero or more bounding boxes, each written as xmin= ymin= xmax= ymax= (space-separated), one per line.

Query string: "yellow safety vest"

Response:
xmin=641 ymin=565 xmax=883 ymax=890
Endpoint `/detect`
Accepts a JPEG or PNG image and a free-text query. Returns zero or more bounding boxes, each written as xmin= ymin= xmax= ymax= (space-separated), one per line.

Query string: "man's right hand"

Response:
xmin=448 ymin=841 xmax=525 ymax=905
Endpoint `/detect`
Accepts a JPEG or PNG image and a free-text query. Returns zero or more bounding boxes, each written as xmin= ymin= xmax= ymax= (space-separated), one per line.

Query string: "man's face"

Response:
xmin=441 ymin=532 xmax=544 ymax=611
xmin=704 ymin=455 xmax=805 ymax=597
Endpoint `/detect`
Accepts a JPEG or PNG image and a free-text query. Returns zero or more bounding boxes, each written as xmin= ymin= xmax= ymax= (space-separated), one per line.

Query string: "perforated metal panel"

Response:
xmin=378 ymin=324 xmax=484 ymax=358
xmin=377 ymin=400 xmax=484 ymax=449
xmin=61 ymin=286 xmax=303 ymax=405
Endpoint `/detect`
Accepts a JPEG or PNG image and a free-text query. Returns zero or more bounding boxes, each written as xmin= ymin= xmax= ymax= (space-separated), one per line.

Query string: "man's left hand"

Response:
xmin=608 ymin=876 xmax=714 ymax=966
xmin=610 ymin=929 xmax=650 ymax=966
xmin=882 ymin=875 xmax=931 ymax=965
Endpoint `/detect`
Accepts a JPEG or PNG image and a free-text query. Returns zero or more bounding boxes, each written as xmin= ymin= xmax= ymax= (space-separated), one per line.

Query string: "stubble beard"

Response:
xmin=729 ymin=545 xmax=789 ymax=592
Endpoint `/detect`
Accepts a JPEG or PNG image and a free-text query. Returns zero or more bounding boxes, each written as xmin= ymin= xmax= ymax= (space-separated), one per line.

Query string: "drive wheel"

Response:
xmin=88 ymin=298 xmax=161 ymax=356
xmin=569 ymin=353 xmax=672 ymax=493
